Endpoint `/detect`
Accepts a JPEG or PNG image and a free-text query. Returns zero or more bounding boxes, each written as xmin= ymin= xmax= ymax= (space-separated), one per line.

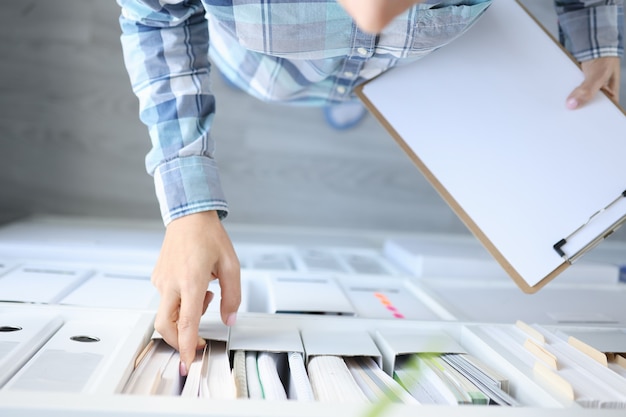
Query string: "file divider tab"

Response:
xmin=524 ymin=339 xmax=559 ymax=370
xmin=374 ymin=328 xmax=466 ymax=375
xmin=557 ymin=328 xmax=626 ymax=356
xmin=300 ymin=328 xmax=381 ymax=368
xmin=198 ymin=318 xmax=230 ymax=343
xmin=567 ymin=336 xmax=609 ymax=367
xmin=533 ymin=362 xmax=575 ymax=401
xmin=228 ymin=324 xmax=304 ymax=355
xmin=516 ymin=321 xmax=546 ymax=344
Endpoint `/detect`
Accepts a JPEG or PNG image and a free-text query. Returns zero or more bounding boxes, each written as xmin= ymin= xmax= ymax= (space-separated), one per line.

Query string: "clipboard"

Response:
xmin=356 ymin=1 xmax=626 ymax=293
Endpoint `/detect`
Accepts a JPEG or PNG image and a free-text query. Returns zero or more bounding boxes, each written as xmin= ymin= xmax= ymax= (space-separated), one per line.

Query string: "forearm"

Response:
xmin=118 ymin=0 xmax=228 ymax=224
xmin=555 ymin=0 xmax=624 ymax=61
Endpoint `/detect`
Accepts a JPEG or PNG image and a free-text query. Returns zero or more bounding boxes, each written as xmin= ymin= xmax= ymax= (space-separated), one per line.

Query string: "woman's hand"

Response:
xmin=151 ymin=210 xmax=241 ymax=375
xmin=566 ymin=56 xmax=621 ymax=109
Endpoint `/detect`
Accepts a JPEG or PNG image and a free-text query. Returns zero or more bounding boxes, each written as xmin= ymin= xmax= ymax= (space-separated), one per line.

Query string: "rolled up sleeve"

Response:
xmin=556 ymin=0 xmax=624 ymax=61
xmin=117 ymin=0 xmax=228 ymax=225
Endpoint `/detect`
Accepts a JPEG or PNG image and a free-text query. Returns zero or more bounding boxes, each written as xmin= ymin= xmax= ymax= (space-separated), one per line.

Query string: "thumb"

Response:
xmin=566 ymin=78 xmax=603 ymax=110
xmin=566 ymin=57 xmax=620 ymax=110
xmin=217 ymin=260 xmax=241 ymax=327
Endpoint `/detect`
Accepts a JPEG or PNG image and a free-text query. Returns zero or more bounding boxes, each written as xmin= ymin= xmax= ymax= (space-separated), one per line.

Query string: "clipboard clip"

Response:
xmin=553 ymin=190 xmax=626 ymax=263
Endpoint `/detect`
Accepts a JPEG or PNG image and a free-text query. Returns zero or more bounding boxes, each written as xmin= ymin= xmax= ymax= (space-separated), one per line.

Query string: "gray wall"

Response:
xmin=1 ymin=0 xmax=625 ymax=242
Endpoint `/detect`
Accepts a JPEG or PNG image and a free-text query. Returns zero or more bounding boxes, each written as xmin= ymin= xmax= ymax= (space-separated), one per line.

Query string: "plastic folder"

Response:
xmin=357 ymin=1 xmax=626 ymax=293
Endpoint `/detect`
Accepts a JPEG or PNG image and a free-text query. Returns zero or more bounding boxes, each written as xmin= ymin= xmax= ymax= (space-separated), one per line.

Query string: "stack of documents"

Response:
xmin=139 ymin=346 xmax=316 ymax=401
xmin=242 ymin=350 xmax=314 ymax=401
xmin=394 ymin=354 xmax=483 ymax=405
xmin=123 ymin=339 xmax=518 ymax=407
xmin=478 ymin=321 xmax=626 ymax=407
xmin=232 ymin=350 xmax=248 ymax=398
xmin=124 ymin=338 xmax=182 ymax=396
xmin=344 ymin=356 xmax=419 ymax=404
xmin=392 ymin=352 xmax=517 ymax=406
xmin=440 ymin=353 xmax=518 ymax=406
xmin=287 ymin=351 xmax=315 ymax=401
xmin=308 ymin=355 xmax=369 ymax=404
xmin=180 ymin=340 xmax=237 ymax=399
xmin=128 ymin=339 xmax=237 ymax=399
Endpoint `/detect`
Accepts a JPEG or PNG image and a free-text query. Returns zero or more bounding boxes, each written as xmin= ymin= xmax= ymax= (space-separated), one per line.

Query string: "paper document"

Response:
xmin=358 ymin=0 xmax=626 ymax=293
xmin=308 ymin=355 xmax=369 ymax=404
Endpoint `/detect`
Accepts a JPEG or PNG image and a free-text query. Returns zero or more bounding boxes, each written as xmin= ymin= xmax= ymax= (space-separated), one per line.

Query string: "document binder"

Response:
xmin=357 ymin=0 xmax=626 ymax=293
xmin=266 ymin=275 xmax=355 ymax=316
xmin=0 ymin=312 xmax=63 ymax=388
xmin=0 ymin=264 xmax=91 ymax=303
xmin=59 ymin=272 xmax=158 ymax=310
xmin=4 ymin=320 xmax=130 ymax=393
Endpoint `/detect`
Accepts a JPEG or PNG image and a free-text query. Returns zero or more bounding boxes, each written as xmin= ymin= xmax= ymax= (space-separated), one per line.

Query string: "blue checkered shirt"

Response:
xmin=117 ymin=0 xmax=624 ymax=225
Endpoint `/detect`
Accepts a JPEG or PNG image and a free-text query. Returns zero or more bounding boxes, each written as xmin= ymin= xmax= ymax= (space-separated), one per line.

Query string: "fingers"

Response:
xmin=202 ymin=291 xmax=214 ymax=316
xmin=566 ymin=69 xmax=608 ymax=109
xmin=566 ymin=57 xmax=621 ymax=110
xmin=150 ymin=210 xmax=241 ymax=376
xmin=606 ymin=67 xmax=621 ymax=100
xmin=217 ymin=255 xmax=242 ymax=327
xmin=154 ymin=289 xmax=214 ymax=376
xmin=153 ymin=289 xmax=181 ymax=352
xmin=177 ymin=285 xmax=206 ymax=376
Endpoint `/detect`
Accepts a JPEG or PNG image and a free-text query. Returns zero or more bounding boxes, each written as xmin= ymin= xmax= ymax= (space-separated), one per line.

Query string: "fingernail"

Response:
xmin=566 ymin=97 xmax=578 ymax=109
xmin=226 ymin=313 xmax=237 ymax=327
xmin=179 ymin=361 xmax=188 ymax=377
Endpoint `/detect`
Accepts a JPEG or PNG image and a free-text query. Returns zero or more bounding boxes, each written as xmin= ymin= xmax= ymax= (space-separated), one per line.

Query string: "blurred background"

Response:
xmin=0 ymin=0 xmax=624 ymax=241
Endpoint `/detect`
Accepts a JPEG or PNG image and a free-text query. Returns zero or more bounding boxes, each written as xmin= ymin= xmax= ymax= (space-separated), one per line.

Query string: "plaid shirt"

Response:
xmin=117 ymin=0 xmax=624 ymax=225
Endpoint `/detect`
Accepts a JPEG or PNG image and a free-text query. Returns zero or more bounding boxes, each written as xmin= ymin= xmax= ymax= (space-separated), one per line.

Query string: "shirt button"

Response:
xmin=343 ymin=71 xmax=355 ymax=77
xmin=336 ymin=86 xmax=347 ymax=94
xmin=357 ymin=47 xmax=368 ymax=56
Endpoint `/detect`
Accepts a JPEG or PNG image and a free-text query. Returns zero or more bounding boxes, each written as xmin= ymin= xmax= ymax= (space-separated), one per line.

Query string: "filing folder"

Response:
xmin=0 ymin=264 xmax=91 ymax=303
xmin=3 ymin=316 xmax=152 ymax=394
xmin=0 ymin=312 xmax=63 ymax=388
xmin=357 ymin=1 xmax=626 ymax=293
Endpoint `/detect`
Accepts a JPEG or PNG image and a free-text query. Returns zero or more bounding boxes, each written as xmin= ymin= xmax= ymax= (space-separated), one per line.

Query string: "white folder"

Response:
xmin=267 ymin=275 xmax=355 ymax=316
xmin=0 ymin=312 xmax=63 ymax=387
xmin=3 ymin=319 xmax=140 ymax=394
xmin=0 ymin=264 xmax=91 ymax=303
xmin=59 ymin=271 xmax=158 ymax=310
